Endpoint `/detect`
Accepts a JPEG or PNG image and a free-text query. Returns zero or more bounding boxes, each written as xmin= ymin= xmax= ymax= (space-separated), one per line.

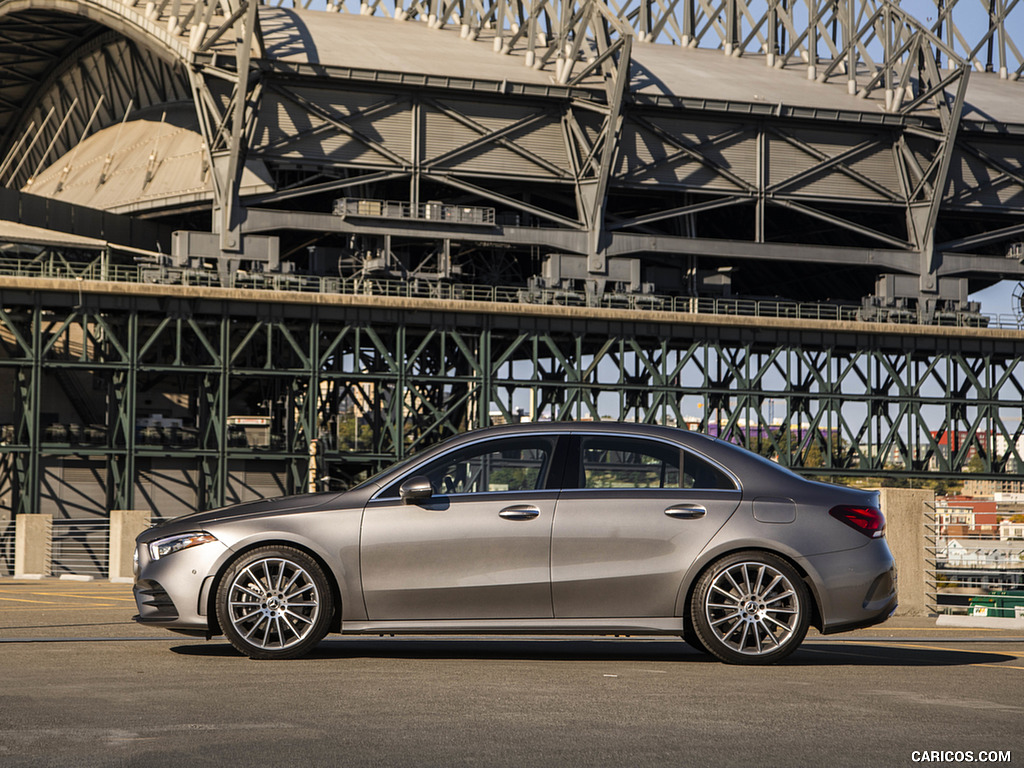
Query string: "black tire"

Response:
xmin=217 ymin=546 xmax=334 ymax=660
xmin=682 ymin=622 xmax=710 ymax=654
xmin=690 ymin=551 xmax=810 ymax=665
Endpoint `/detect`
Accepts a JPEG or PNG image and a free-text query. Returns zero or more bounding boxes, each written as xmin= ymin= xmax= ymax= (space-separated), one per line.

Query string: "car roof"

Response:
xmin=460 ymin=420 xmax=715 ymax=441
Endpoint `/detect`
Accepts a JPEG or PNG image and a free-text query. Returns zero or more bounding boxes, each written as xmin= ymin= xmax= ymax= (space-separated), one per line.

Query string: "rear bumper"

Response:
xmin=799 ymin=539 xmax=897 ymax=634
xmin=819 ymin=599 xmax=898 ymax=635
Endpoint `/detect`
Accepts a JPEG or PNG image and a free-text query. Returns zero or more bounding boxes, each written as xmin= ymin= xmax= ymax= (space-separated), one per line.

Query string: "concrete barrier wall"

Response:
xmin=14 ymin=514 xmax=52 ymax=577
xmin=879 ymin=487 xmax=935 ymax=617
xmin=109 ymin=510 xmax=151 ymax=583
xmin=11 ymin=511 xmax=152 ymax=581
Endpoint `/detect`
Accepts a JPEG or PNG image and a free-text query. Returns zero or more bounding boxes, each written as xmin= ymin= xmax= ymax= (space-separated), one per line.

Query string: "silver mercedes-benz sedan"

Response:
xmin=133 ymin=422 xmax=896 ymax=664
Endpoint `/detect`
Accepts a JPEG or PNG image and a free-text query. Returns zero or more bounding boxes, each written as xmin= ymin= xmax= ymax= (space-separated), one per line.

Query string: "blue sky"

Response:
xmin=972 ymin=280 xmax=1021 ymax=320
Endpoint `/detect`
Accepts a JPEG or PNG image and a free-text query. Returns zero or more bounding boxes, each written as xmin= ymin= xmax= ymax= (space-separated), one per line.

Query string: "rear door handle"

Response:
xmin=499 ymin=505 xmax=541 ymax=521
xmin=664 ymin=504 xmax=707 ymax=519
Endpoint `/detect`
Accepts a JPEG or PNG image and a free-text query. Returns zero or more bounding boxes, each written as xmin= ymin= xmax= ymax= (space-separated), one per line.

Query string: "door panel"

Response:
xmin=360 ymin=493 xmax=555 ymax=620
xmin=551 ymin=434 xmax=741 ymax=618
xmin=551 ymin=489 xmax=740 ymax=617
xmin=359 ymin=434 xmax=561 ymax=621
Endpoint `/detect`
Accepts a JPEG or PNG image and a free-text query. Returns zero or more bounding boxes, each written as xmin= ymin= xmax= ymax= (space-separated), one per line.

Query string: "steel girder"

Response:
xmin=239 ymin=71 xmax=1024 ymax=301
xmin=1 ymin=282 xmax=1024 ymax=515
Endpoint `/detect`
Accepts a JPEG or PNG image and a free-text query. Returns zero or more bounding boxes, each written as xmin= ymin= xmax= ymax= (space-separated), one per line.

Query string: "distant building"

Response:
xmin=1000 ymin=520 xmax=1024 ymax=541
xmin=941 ymin=539 xmax=1024 ymax=571
xmin=929 ymin=431 xmax=1024 ymax=474
xmin=962 ymin=477 xmax=1024 ymax=497
xmin=934 ymin=497 xmax=999 ymax=535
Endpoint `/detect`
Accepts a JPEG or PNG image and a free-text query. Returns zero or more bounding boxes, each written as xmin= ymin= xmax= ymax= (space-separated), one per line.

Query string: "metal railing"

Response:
xmin=0 ymin=255 xmax=1020 ymax=330
xmin=334 ymin=198 xmax=496 ymax=226
xmin=0 ymin=520 xmax=14 ymax=577
xmin=928 ymin=528 xmax=1024 ymax=615
xmin=51 ymin=519 xmax=110 ymax=580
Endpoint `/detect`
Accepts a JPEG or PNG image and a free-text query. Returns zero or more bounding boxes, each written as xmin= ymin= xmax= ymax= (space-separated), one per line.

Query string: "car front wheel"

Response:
xmin=691 ymin=551 xmax=810 ymax=665
xmin=217 ymin=546 xmax=334 ymax=660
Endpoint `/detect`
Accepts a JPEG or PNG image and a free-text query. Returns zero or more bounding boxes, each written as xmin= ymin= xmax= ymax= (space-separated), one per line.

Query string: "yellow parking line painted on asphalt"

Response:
xmin=0 ymin=596 xmax=69 ymax=605
xmin=0 ymin=606 xmax=130 ymax=612
xmin=32 ymin=593 xmax=135 ymax=602
xmin=0 ymin=596 xmax=128 ymax=607
xmin=974 ymin=664 xmax=1024 ymax=671
xmin=870 ymin=627 xmax=1018 ymax=633
xmin=0 ymin=590 xmax=134 ymax=601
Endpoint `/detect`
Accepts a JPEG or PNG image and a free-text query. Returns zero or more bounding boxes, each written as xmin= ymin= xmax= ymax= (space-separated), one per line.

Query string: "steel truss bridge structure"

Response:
xmin=2 ymin=275 xmax=1024 ymax=518
xmin=0 ymin=0 xmax=1023 ymax=516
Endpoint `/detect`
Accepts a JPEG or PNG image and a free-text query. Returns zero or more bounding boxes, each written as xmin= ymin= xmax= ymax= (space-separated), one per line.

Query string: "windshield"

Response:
xmin=347 ymin=454 xmax=421 ymax=493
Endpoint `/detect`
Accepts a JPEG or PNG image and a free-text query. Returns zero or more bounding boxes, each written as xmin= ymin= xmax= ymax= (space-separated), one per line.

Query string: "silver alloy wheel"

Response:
xmin=703 ymin=560 xmax=800 ymax=656
xmin=226 ymin=557 xmax=321 ymax=651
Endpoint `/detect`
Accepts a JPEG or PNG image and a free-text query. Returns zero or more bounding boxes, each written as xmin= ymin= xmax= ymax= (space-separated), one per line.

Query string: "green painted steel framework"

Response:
xmin=2 ymin=280 xmax=1023 ymax=516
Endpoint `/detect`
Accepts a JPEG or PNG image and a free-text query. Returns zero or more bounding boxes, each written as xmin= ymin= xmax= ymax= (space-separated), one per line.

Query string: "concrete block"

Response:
xmin=14 ymin=515 xmax=52 ymax=578
xmin=936 ymin=614 xmax=1024 ymax=630
xmin=109 ymin=510 xmax=151 ymax=582
xmin=879 ymin=488 xmax=934 ymax=617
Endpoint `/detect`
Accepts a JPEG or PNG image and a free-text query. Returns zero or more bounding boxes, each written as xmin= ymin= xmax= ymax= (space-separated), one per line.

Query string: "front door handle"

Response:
xmin=499 ymin=505 xmax=541 ymax=521
xmin=664 ymin=504 xmax=707 ymax=519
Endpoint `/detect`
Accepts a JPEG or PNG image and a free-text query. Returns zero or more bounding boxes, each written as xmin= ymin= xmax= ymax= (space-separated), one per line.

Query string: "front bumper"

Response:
xmin=132 ymin=537 xmax=230 ymax=632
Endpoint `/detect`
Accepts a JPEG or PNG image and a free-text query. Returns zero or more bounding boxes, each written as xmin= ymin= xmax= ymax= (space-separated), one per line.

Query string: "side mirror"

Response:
xmin=399 ymin=476 xmax=433 ymax=504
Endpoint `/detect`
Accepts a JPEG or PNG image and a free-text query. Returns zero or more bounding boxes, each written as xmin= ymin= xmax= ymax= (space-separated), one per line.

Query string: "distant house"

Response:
xmin=935 ymin=497 xmax=999 ymax=536
xmin=941 ymin=539 xmax=1024 ymax=570
xmin=1000 ymin=520 xmax=1024 ymax=541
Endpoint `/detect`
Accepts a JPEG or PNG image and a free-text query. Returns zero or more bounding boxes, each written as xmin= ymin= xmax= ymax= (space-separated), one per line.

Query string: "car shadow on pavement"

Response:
xmin=169 ymin=637 xmax=1015 ymax=667
xmin=790 ymin=642 xmax=1014 ymax=667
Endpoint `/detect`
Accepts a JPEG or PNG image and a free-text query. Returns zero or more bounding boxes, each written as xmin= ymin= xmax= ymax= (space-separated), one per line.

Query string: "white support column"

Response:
xmin=109 ymin=510 xmax=151 ymax=583
xmin=14 ymin=514 xmax=52 ymax=578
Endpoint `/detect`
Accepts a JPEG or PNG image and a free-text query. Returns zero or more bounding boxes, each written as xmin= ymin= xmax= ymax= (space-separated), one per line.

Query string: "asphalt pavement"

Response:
xmin=1 ymin=578 xmax=1022 ymax=768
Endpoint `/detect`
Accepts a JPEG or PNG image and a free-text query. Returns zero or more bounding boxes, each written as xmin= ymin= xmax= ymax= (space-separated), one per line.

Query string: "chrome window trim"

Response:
xmin=368 ymin=488 xmax=563 ymax=504
xmin=556 ymin=487 xmax=741 ymax=495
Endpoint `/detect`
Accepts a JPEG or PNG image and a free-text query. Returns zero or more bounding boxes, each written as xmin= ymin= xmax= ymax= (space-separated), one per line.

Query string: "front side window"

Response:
xmin=579 ymin=436 xmax=735 ymax=490
xmin=380 ymin=436 xmax=555 ymax=497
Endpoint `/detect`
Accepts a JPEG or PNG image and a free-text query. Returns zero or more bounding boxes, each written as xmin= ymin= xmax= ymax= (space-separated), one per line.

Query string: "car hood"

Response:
xmin=142 ymin=490 xmax=352 ymax=538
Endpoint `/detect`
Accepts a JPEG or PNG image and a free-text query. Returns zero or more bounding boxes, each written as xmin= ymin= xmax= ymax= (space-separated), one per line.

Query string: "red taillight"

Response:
xmin=829 ymin=505 xmax=886 ymax=538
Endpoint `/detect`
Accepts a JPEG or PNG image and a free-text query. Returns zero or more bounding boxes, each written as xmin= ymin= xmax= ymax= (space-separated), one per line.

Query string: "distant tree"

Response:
xmin=802 ymin=441 xmax=824 ymax=468
xmin=336 ymin=411 xmax=374 ymax=452
xmin=966 ymin=453 xmax=986 ymax=473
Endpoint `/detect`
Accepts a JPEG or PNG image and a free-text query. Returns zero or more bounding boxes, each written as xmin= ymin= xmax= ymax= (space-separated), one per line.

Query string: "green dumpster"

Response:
xmin=969 ymin=590 xmax=1024 ymax=618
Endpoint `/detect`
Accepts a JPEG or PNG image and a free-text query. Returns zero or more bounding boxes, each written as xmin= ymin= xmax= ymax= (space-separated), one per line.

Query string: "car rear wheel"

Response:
xmin=691 ymin=551 xmax=809 ymax=665
xmin=217 ymin=546 xmax=333 ymax=660
xmin=682 ymin=623 xmax=709 ymax=654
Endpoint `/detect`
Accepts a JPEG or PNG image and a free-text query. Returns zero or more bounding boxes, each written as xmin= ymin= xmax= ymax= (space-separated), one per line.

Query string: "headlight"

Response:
xmin=148 ymin=532 xmax=218 ymax=560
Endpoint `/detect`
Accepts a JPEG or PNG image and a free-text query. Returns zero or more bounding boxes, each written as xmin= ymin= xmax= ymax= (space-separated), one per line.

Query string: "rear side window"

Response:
xmin=379 ymin=436 xmax=555 ymax=497
xmin=577 ymin=436 xmax=735 ymax=490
